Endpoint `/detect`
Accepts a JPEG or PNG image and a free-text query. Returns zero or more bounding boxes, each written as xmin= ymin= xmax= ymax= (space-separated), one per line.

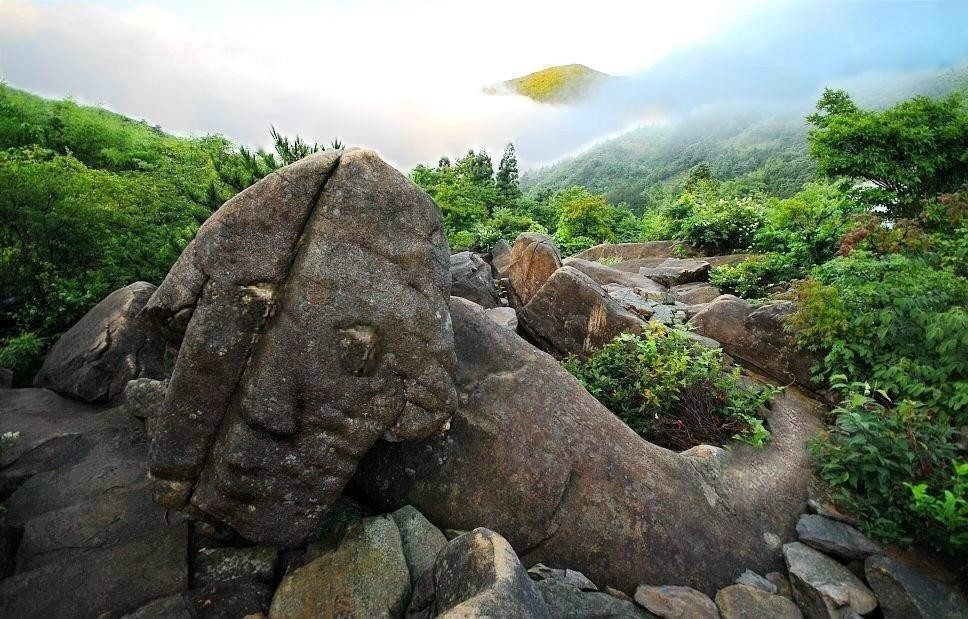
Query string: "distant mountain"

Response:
xmin=484 ymin=64 xmax=613 ymax=104
xmin=522 ymin=64 xmax=968 ymax=211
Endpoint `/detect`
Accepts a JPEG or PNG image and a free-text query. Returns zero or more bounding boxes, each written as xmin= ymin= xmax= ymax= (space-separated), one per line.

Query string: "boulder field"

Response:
xmin=3 ymin=150 xmax=964 ymax=618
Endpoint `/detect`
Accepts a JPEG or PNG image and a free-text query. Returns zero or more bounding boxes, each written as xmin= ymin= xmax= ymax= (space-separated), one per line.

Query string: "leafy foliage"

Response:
xmin=0 ymin=332 xmax=44 ymax=385
xmin=906 ymin=461 xmax=968 ymax=553
xmin=709 ymin=253 xmax=797 ymax=299
xmin=564 ymin=327 xmax=775 ymax=450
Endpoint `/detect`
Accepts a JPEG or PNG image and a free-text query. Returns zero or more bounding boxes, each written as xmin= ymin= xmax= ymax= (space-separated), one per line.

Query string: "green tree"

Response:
xmin=807 ymin=89 xmax=968 ymax=217
xmin=553 ymin=186 xmax=616 ymax=243
xmin=496 ymin=143 xmax=521 ymax=200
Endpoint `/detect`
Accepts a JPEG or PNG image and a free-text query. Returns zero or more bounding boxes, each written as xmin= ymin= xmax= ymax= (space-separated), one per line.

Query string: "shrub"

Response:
xmin=907 ymin=461 xmax=968 ymax=553
xmin=448 ymin=230 xmax=477 ymax=253
xmin=563 ymin=326 xmax=775 ymax=450
xmin=709 ymin=253 xmax=798 ymax=299
xmin=553 ymin=233 xmax=597 ymax=257
xmin=789 ymin=252 xmax=968 ymax=420
xmin=680 ymin=196 xmax=765 ymax=254
xmin=0 ymin=332 xmax=45 ymax=386
xmin=812 ymin=378 xmax=958 ymax=548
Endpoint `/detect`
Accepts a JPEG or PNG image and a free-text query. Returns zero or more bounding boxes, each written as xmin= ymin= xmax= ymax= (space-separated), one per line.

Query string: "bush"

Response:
xmin=448 ymin=230 xmax=477 ymax=253
xmin=709 ymin=253 xmax=798 ymax=299
xmin=563 ymin=327 xmax=775 ymax=450
xmin=680 ymin=196 xmax=765 ymax=254
xmin=790 ymin=252 xmax=968 ymax=420
xmin=907 ymin=461 xmax=968 ymax=553
xmin=0 ymin=332 xmax=45 ymax=386
xmin=812 ymin=378 xmax=959 ymax=549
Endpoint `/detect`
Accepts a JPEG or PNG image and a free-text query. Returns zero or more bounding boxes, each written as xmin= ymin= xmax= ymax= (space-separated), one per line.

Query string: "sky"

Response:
xmin=1 ymin=0 xmax=966 ymax=170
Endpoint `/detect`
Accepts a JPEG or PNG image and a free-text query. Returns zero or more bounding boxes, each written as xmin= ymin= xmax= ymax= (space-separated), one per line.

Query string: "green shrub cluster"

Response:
xmin=563 ymin=326 xmax=775 ymax=450
xmin=709 ymin=253 xmax=798 ymax=299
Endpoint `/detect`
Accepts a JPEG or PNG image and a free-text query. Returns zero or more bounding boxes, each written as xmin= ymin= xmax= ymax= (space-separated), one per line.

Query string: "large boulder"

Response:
xmin=490 ymin=239 xmax=512 ymax=279
xmin=507 ymin=233 xmax=561 ymax=308
xmin=690 ymin=296 xmax=817 ymax=389
xmin=355 ymin=297 xmax=824 ymax=594
xmin=783 ymin=542 xmax=877 ymax=618
xmin=864 ymin=554 xmax=968 ymax=619
xmin=563 ymin=257 xmax=666 ymax=292
xmin=144 ymin=149 xmax=458 ymax=547
xmin=573 ymin=241 xmax=690 ymax=262
xmin=517 ymin=266 xmax=644 ymax=356
xmin=450 ymin=251 xmax=500 ymax=308
xmin=33 ymin=282 xmax=170 ymax=403
xmin=407 ymin=528 xmax=550 ymax=618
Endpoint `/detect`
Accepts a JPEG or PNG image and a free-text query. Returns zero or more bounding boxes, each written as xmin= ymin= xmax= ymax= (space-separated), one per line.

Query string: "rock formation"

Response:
xmin=143 ymin=149 xmax=458 ymax=547
xmin=355 ymin=297 xmax=824 ymax=594
xmin=507 ymin=232 xmax=561 ymax=308
xmin=449 ymin=251 xmax=500 ymax=308
xmin=33 ymin=282 xmax=170 ymax=403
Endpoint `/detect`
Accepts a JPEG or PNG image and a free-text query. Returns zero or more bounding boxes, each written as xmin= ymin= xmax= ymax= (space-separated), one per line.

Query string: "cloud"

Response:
xmin=0 ymin=0 xmax=964 ymax=170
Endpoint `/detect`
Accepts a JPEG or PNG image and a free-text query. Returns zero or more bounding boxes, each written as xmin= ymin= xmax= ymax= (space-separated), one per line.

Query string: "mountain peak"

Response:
xmin=484 ymin=64 xmax=613 ymax=104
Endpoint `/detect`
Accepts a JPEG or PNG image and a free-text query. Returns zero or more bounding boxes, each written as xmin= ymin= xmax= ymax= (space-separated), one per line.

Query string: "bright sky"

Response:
xmin=0 ymin=0 xmax=961 ymax=169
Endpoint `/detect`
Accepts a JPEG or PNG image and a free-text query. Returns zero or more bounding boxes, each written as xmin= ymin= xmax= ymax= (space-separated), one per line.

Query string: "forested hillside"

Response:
xmin=523 ymin=64 xmax=968 ymax=211
xmin=0 ymin=85 xmax=333 ymax=380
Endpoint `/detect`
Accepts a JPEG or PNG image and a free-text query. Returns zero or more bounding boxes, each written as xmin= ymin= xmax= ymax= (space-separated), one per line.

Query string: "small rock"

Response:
xmin=451 ymin=251 xmax=501 ymax=308
xmin=528 ymin=563 xmax=598 ymax=591
xmin=734 ymin=569 xmax=776 ymax=594
xmin=390 ymin=505 xmax=447 ymax=586
xmin=608 ymin=287 xmax=656 ymax=319
xmin=269 ymin=515 xmax=411 ymax=618
xmin=639 ymin=258 xmax=711 ymax=287
xmin=650 ymin=304 xmax=675 ymax=325
xmin=671 ymin=282 xmax=722 ymax=305
xmin=783 ymin=542 xmax=877 ymax=618
xmin=767 ymin=572 xmax=793 ymax=599
xmin=715 ymin=584 xmax=802 ymax=619
xmin=407 ymin=528 xmax=549 ymax=618
xmin=485 ymin=306 xmax=518 ymax=331
xmin=796 ymin=514 xmax=878 ymax=560
xmin=865 ymin=554 xmax=968 ymax=619
xmin=634 ymin=585 xmax=720 ymax=619
xmin=539 ymin=578 xmax=652 ymax=618
xmin=193 ymin=546 xmax=278 ymax=587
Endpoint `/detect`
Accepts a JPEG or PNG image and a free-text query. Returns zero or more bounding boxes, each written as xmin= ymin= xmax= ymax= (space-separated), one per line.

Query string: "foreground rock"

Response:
xmin=634 ymin=584 xmax=719 ymax=618
xmin=538 ymin=578 xmax=652 ymax=618
xmin=450 ymin=251 xmax=500 ymax=308
xmin=0 ymin=388 xmax=188 ymax=618
xmin=783 ymin=542 xmax=877 ymax=618
xmin=33 ymin=282 xmax=169 ymax=403
xmin=690 ymin=296 xmax=817 ymax=389
xmin=715 ymin=584 xmax=802 ymax=619
xmin=796 ymin=514 xmax=879 ymax=560
xmin=563 ymin=257 xmax=666 ymax=292
xmin=144 ymin=149 xmax=458 ymax=547
xmin=408 ymin=528 xmax=550 ymax=617
xmin=269 ymin=515 xmax=411 ymax=618
xmin=356 ymin=297 xmax=824 ymax=594
xmin=864 ymin=554 xmax=968 ymax=619
xmin=507 ymin=233 xmax=561 ymax=308
xmin=517 ymin=266 xmax=644 ymax=356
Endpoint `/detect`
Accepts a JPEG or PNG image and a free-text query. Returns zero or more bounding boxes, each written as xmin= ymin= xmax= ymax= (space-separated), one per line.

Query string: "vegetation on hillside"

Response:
xmin=483 ymin=64 xmax=612 ymax=104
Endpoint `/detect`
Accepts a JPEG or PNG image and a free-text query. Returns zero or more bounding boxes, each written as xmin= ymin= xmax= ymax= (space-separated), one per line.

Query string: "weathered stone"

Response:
xmin=313 ymin=494 xmax=375 ymax=549
xmin=574 ymin=241 xmax=691 ymax=262
xmin=355 ymin=298 xmax=824 ymax=594
xmin=121 ymin=594 xmax=192 ymax=619
xmin=650 ymin=303 xmax=675 ymax=325
xmin=188 ymin=580 xmax=274 ymax=619
xmin=783 ymin=542 xmax=877 ymax=618
xmin=507 ymin=232 xmax=561 ymax=308
xmin=490 ymin=239 xmax=513 ymax=279
xmin=639 ymin=258 xmax=711 ymax=286
xmin=633 ymin=585 xmax=719 ymax=618
xmin=528 ymin=563 xmax=598 ymax=591
xmin=145 ymin=149 xmax=458 ymax=547
xmin=407 ymin=528 xmax=550 ymax=618
xmin=671 ymin=282 xmax=722 ymax=305
xmin=269 ymin=515 xmax=411 ymax=618
xmin=0 ymin=367 xmax=12 ymax=388
xmin=864 ymin=554 xmax=968 ymax=619
xmin=690 ymin=296 xmax=818 ymax=388
xmin=33 ymin=282 xmax=170 ymax=403
xmin=0 ymin=524 xmax=22 ymax=579
xmin=767 ymin=572 xmax=793 ymax=599
xmin=608 ymin=287 xmax=656 ymax=319
xmin=485 ymin=306 xmax=518 ymax=331
xmin=796 ymin=514 xmax=879 ymax=561
xmin=538 ymin=578 xmax=653 ymax=618
xmin=193 ymin=546 xmax=278 ymax=587
xmin=124 ymin=378 xmax=167 ymax=420
xmin=518 ymin=266 xmax=644 ymax=356
xmin=391 ymin=504 xmax=447 ymax=586
xmin=564 ymin=257 xmax=666 ymax=292
xmin=734 ymin=569 xmax=776 ymax=594
xmin=450 ymin=251 xmax=500 ymax=308
xmin=704 ymin=254 xmax=754 ymax=268
xmin=715 ymin=584 xmax=802 ymax=619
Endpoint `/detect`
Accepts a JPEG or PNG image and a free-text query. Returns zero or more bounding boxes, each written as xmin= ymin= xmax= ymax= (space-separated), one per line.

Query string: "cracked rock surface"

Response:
xmin=144 ymin=149 xmax=458 ymax=547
